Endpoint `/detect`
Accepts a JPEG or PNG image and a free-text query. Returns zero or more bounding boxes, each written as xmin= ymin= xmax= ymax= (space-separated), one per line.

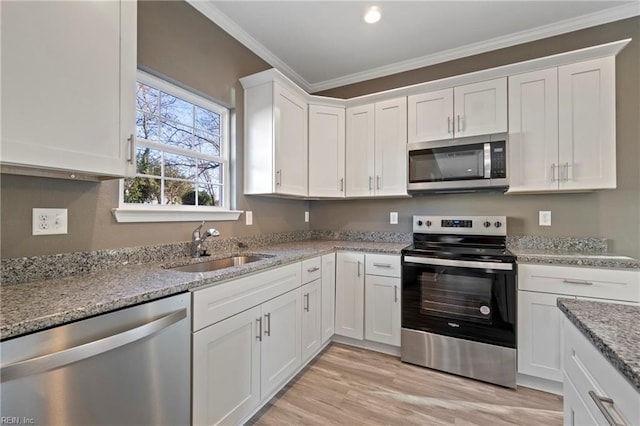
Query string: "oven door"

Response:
xmin=402 ymin=255 xmax=516 ymax=348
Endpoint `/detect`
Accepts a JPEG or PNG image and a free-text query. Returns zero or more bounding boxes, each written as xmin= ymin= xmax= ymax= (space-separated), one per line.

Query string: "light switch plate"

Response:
xmin=304 ymin=211 xmax=309 ymax=223
xmin=390 ymin=212 xmax=398 ymax=225
xmin=245 ymin=211 xmax=253 ymax=226
xmin=539 ymin=211 xmax=551 ymax=226
xmin=32 ymin=208 xmax=68 ymax=235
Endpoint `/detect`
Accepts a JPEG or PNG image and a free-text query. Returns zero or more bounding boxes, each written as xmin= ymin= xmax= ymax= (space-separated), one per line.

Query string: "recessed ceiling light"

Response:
xmin=364 ymin=6 xmax=381 ymax=24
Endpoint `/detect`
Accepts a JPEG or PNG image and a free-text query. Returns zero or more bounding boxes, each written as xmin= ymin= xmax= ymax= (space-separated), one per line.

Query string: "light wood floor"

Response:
xmin=249 ymin=343 xmax=563 ymax=426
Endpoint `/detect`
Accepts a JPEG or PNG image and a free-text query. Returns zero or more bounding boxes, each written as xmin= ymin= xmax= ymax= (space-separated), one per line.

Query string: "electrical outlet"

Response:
xmin=245 ymin=211 xmax=253 ymax=226
xmin=32 ymin=208 xmax=68 ymax=235
xmin=390 ymin=212 xmax=398 ymax=225
xmin=539 ymin=211 xmax=552 ymax=226
xmin=304 ymin=211 xmax=309 ymax=223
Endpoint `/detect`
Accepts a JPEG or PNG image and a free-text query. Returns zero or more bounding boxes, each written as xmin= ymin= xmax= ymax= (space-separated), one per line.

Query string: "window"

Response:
xmin=113 ymin=71 xmax=241 ymax=223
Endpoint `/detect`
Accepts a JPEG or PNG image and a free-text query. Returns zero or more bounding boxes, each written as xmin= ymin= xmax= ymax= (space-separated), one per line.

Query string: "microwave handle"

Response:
xmin=484 ymin=143 xmax=491 ymax=178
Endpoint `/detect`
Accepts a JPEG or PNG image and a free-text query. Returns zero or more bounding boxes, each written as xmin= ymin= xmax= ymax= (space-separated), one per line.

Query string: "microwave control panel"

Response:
xmin=490 ymin=141 xmax=506 ymax=179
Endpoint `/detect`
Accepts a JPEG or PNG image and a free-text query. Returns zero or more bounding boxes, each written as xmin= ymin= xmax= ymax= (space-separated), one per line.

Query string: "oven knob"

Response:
xmin=426 ymin=220 xmax=432 ymax=227
xmin=483 ymin=221 xmax=491 ymax=228
xmin=417 ymin=220 xmax=423 ymax=226
xmin=494 ymin=221 xmax=502 ymax=228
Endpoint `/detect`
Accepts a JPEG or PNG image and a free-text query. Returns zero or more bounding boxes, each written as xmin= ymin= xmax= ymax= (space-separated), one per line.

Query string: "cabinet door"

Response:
xmin=260 ymin=288 xmax=302 ymax=398
xmin=558 ymin=57 xmax=616 ymax=191
xmin=374 ymin=97 xmax=408 ymax=196
xmin=407 ymin=89 xmax=453 ymax=143
xmin=365 ymin=275 xmax=401 ymax=346
xmin=454 ymin=78 xmax=507 ymax=138
xmin=563 ymin=373 xmax=599 ymax=426
xmin=301 ymin=280 xmax=322 ymax=361
xmin=192 ymin=305 xmax=261 ymax=426
xmin=508 ymin=68 xmax=559 ymax=192
xmin=321 ymin=253 xmax=336 ymax=343
xmin=1 ymin=1 xmax=136 ymax=177
xmin=517 ymin=291 xmax=570 ymax=382
xmin=274 ymin=84 xmax=308 ymax=196
xmin=335 ymin=252 xmax=365 ymax=339
xmin=345 ymin=104 xmax=375 ymax=197
xmin=308 ymin=105 xmax=346 ymax=197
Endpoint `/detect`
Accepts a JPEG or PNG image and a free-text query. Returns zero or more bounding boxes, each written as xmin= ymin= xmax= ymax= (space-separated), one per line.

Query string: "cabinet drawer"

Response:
xmin=518 ymin=264 xmax=639 ymax=302
xmin=564 ymin=318 xmax=639 ymax=425
xmin=192 ymin=263 xmax=302 ymax=331
xmin=365 ymin=254 xmax=401 ymax=278
xmin=301 ymin=257 xmax=322 ymax=284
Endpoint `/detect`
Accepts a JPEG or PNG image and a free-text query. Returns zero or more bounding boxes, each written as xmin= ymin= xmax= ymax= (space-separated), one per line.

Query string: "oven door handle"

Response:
xmin=403 ymin=256 xmax=513 ymax=271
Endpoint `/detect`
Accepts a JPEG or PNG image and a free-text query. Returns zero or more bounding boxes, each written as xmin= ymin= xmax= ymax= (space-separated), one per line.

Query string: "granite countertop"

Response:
xmin=0 ymin=240 xmax=407 ymax=341
xmin=511 ymin=248 xmax=640 ymax=269
xmin=557 ymin=298 xmax=640 ymax=393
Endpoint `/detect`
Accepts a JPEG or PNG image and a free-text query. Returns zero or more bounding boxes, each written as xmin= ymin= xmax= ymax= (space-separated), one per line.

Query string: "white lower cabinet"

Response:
xmin=563 ymin=318 xmax=639 ymax=426
xmin=260 ymin=289 xmax=303 ymax=397
xmin=365 ymin=275 xmax=401 ymax=346
xmin=301 ymin=279 xmax=322 ymax=361
xmin=321 ymin=253 xmax=336 ymax=343
xmin=517 ymin=263 xmax=640 ymax=393
xmin=335 ymin=252 xmax=401 ymax=347
xmin=192 ymin=306 xmax=261 ymax=426
xmin=335 ymin=252 xmax=365 ymax=339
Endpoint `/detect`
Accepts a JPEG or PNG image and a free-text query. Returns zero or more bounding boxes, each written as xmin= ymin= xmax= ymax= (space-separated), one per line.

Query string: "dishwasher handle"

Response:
xmin=1 ymin=308 xmax=187 ymax=383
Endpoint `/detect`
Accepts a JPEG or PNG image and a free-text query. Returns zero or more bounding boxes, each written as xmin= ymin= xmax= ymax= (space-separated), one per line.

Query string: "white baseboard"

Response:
xmin=331 ymin=334 xmax=401 ymax=357
xmin=517 ymin=372 xmax=563 ymax=395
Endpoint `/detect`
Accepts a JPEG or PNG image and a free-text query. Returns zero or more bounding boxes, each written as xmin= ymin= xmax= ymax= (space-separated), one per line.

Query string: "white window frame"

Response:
xmin=112 ymin=70 xmax=241 ymax=223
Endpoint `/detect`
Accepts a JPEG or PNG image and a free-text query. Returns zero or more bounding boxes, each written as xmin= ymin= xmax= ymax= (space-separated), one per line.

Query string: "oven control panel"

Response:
xmin=413 ymin=215 xmax=507 ymax=236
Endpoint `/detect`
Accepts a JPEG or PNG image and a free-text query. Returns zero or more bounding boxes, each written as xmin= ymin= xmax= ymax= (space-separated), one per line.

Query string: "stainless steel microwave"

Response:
xmin=407 ymin=135 xmax=508 ymax=193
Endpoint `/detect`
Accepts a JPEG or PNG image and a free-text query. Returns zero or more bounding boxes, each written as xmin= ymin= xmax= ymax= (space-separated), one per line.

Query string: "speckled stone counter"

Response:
xmin=507 ymin=235 xmax=639 ymax=269
xmin=0 ymin=240 xmax=407 ymax=340
xmin=557 ymin=298 xmax=640 ymax=393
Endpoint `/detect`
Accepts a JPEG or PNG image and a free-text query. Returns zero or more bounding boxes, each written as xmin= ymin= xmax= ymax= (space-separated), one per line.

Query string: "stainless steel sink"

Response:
xmin=167 ymin=255 xmax=268 ymax=273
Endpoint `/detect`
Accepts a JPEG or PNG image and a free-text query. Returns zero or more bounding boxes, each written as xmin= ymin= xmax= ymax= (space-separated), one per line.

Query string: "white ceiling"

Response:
xmin=188 ymin=1 xmax=640 ymax=92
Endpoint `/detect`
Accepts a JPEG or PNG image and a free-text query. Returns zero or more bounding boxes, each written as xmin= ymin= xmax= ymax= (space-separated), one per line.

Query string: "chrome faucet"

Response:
xmin=192 ymin=221 xmax=220 ymax=258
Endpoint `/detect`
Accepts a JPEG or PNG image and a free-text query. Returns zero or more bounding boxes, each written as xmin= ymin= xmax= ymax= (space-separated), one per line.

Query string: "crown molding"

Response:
xmin=188 ymin=1 xmax=639 ymax=93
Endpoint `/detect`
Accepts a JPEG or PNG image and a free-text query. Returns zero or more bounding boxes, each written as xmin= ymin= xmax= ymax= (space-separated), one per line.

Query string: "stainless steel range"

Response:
xmin=401 ymin=215 xmax=517 ymax=388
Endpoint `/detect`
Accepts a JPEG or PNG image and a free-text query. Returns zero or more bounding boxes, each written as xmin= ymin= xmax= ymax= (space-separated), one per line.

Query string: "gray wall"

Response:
xmin=311 ymin=16 xmax=640 ymax=258
xmin=0 ymin=1 xmax=310 ymax=259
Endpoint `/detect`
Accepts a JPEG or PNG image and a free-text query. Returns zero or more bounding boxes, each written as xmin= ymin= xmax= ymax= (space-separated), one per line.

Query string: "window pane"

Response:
xmin=136 ymin=83 xmax=158 ymax=113
xmin=164 ymin=153 xmax=196 ymax=180
xmin=195 ymin=106 xmax=220 ymax=135
xmin=197 ymin=161 xmax=221 ymax=184
xmin=135 ymin=147 xmax=162 ymax=176
xmin=124 ymin=177 xmax=161 ymax=204
xmin=164 ymin=180 xmax=195 ymax=205
xmin=194 ymin=130 xmax=221 ymax=157
xmin=160 ymin=92 xmax=193 ymax=126
xmin=136 ymin=112 xmax=159 ymax=141
xmin=197 ymin=183 xmax=221 ymax=207
xmin=160 ymin=119 xmax=193 ymax=149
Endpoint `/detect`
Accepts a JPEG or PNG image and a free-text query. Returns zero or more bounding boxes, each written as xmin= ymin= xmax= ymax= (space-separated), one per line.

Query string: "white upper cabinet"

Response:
xmin=508 ymin=57 xmax=616 ymax=193
xmin=0 ymin=0 xmax=136 ymax=178
xmin=508 ymin=68 xmax=559 ymax=192
xmin=558 ymin=57 xmax=616 ymax=191
xmin=242 ymin=74 xmax=308 ymax=197
xmin=308 ymin=105 xmax=346 ymax=197
xmin=346 ymin=98 xmax=407 ymax=197
xmin=407 ymin=78 xmax=507 ymax=143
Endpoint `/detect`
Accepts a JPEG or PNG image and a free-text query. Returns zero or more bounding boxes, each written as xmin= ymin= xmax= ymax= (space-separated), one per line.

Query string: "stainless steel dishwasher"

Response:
xmin=0 ymin=292 xmax=191 ymax=426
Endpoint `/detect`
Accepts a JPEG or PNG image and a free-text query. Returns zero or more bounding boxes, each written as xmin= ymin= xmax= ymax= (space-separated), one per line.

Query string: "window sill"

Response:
xmin=111 ymin=207 xmax=243 ymax=223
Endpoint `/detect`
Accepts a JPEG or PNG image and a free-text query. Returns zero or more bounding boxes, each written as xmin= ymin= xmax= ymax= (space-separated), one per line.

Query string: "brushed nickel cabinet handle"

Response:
xmin=304 ymin=293 xmax=310 ymax=312
xmin=563 ymin=163 xmax=570 ymax=182
xmin=307 ymin=266 xmax=320 ymax=273
xmin=562 ymin=279 xmax=593 ymax=286
xmin=588 ymin=391 xmax=627 ymax=426
xmin=457 ymin=115 xmax=461 ymax=132
xmin=357 ymin=261 xmax=361 ymax=277
xmin=264 ymin=313 xmax=271 ymax=336
xmin=369 ymin=176 xmax=373 ymax=191
xmin=127 ymin=134 xmax=135 ymax=164
xmin=394 ymin=285 xmax=398 ymax=303
xmin=447 ymin=116 xmax=451 ymax=134
xmin=373 ymin=263 xmax=392 ymax=268
xmin=376 ymin=175 xmax=381 ymax=190
xmin=340 ymin=177 xmax=344 ymax=192
xmin=276 ymin=170 xmax=282 ymax=186
xmin=550 ymin=163 xmax=557 ymax=182
xmin=256 ymin=317 xmax=262 ymax=341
